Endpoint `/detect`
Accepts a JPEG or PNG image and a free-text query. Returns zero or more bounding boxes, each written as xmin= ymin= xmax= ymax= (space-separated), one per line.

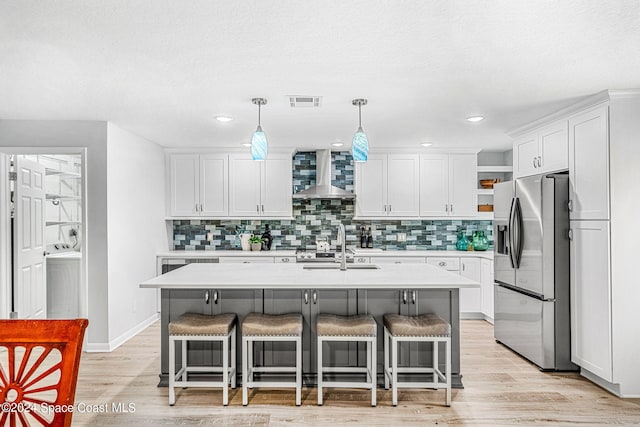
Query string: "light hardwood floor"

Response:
xmin=72 ymin=320 xmax=640 ymax=426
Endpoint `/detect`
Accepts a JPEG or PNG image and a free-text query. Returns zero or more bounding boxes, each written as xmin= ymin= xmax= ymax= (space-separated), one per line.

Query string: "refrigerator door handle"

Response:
xmin=513 ymin=197 xmax=524 ymax=268
xmin=507 ymin=197 xmax=516 ymax=269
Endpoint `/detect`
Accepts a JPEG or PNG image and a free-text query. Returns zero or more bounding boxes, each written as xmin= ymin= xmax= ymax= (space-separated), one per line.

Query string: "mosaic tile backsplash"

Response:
xmin=173 ymin=151 xmax=493 ymax=251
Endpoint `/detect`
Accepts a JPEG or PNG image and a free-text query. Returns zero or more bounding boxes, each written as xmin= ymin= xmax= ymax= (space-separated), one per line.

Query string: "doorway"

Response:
xmin=0 ymin=149 xmax=87 ymax=321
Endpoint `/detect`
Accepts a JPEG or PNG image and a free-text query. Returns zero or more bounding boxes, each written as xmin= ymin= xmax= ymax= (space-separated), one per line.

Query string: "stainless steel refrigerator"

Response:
xmin=493 ymin=173 xmax=577 ymax=371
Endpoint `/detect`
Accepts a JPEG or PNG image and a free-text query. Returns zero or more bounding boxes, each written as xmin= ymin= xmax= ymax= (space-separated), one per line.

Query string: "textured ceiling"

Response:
xmin=1 ymin=0 xmax=639 ymax=151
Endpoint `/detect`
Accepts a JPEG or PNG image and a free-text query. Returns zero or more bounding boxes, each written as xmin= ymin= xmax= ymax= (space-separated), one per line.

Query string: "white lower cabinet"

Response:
xmin=570 ymin=220 xmax=612 ymax=382
xmin=480 ymin=258 xmax=494 ymax=322
xmin=459 ymin=258 xmax=482 ymax=316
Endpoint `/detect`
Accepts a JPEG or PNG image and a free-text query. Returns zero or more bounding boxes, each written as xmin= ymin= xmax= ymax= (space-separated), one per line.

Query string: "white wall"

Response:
xmin=0 ymin=120 xmax=109 ymax=345
xmin=106 ymin=123 xmax=165 ymax=344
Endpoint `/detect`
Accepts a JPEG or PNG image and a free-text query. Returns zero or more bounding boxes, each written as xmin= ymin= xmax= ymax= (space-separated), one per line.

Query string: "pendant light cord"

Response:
xmin=258 ymin=103 xmax=261 ymax=127
xmin=358 ymin=104 xmax=362 ymax=128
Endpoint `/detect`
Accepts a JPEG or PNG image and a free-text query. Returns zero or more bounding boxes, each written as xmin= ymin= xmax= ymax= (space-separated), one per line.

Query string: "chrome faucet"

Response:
xmin=337 ymin=223 xmax=347 ymax=271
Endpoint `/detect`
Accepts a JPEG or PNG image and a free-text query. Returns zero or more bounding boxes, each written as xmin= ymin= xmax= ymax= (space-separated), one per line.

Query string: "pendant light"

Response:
xmin=250 ymin=98 xmax=268 ymax=161
xmin=351 ymin=99 xmax=369 ymax=162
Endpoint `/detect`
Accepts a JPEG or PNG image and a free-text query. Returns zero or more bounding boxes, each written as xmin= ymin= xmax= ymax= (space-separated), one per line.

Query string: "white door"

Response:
xmin=449 ymin=154 xmax=477 ymax=217
xmin=14 ymin=158 xmax=47 ymax=319
xmin=513 ymin=131 xmax=539 ymax=178
xmin=355 ymin=155 xmax=387 ymax=217
xmin=539 ymin=120 xmax=569 ymax=173
xmin=459 ymin=257 xmax=481 ymax=314
xmin=387 ymin=154 xmax=419 ymax=217
xmin=262 ymin=156 xmax=293 ymax=217
xmin=419 ymin=154 xmax=449 ymax=217
xmin=569 ymin=104 xmax=610 ymax=220
xmin=200 ymin=154 xmax=228 ymax=216
xmin=228 ymin=155 xmax=262 ymax=217
xmin=170 ymin=154 xmax=199 ymax=216
xmin=570 ymin=220 xmax=612 ymax=381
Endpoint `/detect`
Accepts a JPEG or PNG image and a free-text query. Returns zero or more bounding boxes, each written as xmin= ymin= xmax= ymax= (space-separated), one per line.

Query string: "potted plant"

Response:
xmin=249 ymin=235 xmax=263 ymax=251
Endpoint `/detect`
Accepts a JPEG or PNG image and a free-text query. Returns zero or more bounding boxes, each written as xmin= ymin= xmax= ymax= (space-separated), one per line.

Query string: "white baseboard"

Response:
xmin=483 ymin=314 xmax=494 ymax=324
xmin=85 ymin=312 xmax=159 ymax=353
xmin=460 ymin=311 xmax=484 ymax=320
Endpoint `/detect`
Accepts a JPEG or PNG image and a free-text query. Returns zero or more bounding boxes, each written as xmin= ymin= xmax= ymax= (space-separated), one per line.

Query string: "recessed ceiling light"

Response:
xmin=241 ymin=143 xmax=251 ymax=147
xmin=466 ymin=116 xmax=484 ymax=123
xmin=420 ymin=142 xmax=433 ymax=148
xmin=215 ymin=115 xmax=234 ymax=122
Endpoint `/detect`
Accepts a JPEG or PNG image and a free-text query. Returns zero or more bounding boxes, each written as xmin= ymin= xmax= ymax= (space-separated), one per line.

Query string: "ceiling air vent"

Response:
xmin=288 ymin=96 xmax=322 ymax=108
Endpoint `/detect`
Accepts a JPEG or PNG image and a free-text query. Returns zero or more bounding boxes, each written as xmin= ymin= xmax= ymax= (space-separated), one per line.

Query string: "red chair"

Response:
xmin=0 ymin=319 xmax=88 ymax=427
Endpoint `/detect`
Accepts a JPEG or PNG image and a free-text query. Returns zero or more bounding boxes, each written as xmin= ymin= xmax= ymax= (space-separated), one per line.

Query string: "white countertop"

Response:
xmin=140 ymin=262 xmax=479 ymax=290
xmin=157 ymin=250 xmax=297 ymax=258
xmin=157 ymin=249 xmax=492 ymax=259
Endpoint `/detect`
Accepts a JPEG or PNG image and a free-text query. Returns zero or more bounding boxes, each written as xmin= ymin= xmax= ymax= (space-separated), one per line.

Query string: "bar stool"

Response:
xmin=316 ymin=314 xmax=377 ymax=406
xmin=168 ymin=312 xmax=237 ymax=406
xmin=383 ymin=313 xmax=451 ymax=406
xmin=241 ymin=312 xmax=303 ymax=406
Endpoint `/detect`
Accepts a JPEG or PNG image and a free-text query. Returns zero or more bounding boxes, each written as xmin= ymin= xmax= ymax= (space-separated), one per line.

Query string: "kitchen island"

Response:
xmin=140 ymin=262 xmax=479 ymax=388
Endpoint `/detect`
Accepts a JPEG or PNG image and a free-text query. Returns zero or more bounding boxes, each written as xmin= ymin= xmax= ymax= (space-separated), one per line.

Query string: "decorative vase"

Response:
xmin=456 ymin=233 xmax=470 ymax=251
xmin=472 ymin=231 xmax=489 ymax=251
xmin=240 ymin=234 xmax=251 ymax=251
xmin=250 ymin=242 xmax=262 ymax=251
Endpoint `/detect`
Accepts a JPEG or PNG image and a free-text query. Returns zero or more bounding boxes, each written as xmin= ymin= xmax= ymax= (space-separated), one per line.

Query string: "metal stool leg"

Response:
xmin=384 ymin=327 xmax=389 ymax=390
xmin=317 ymin=336 xmax=323 ymax=406
xmin=296 ymin=336 xmax=302 ymax=406
xmin=222 ymin=334 xmax=229 ymax=406
xmin=181 ymin=338 xmax=187 ymax=382
xmin=391 ymin=336 xmax=398 ymax=406
xmin=231 ymin=326 xmax=237 ymax=389
xmin=445 ymin=338 xmax=451 ymax=407
xmin=433 ymin=341 xmax=439 ymax=386
xmin=242 ymin=337 xmax=249 ymax=406
xmin=169 ymin=337 xmax=176 ymax=406
xmin=370 ymin=338 xmax=376 ymax=407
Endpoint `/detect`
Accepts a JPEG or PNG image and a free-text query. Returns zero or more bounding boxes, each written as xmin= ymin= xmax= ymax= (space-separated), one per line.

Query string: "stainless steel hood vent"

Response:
xmin=292 ymin=149 xmax=356 ymax=199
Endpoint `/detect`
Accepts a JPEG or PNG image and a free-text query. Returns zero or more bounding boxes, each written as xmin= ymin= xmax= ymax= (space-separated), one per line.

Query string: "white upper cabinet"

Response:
xmin=229 ymin=154 xmax=292 ymax=218
xmin=569 ymin=104 xmax=610 ymax=220
xmin=513 ymin=119 xmax=568 ymax=178
xmin=355 ymin=154 xmax=419 ymax=217
xmin=420 ymin=154 xmax=477 ymax=217
xmin=169 ymin=154 xmax=227 ymax=217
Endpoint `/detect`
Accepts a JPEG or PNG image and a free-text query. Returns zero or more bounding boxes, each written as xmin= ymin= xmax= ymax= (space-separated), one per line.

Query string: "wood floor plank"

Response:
xmin=70 ymin=320 xmax=640 ymax=426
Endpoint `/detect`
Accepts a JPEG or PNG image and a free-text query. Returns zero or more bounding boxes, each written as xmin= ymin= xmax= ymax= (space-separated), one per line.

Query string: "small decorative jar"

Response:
xmin=456 ymin=232 xmax=470 ymax=251
xmin=472 ymin=231 xmax=489 ymax=251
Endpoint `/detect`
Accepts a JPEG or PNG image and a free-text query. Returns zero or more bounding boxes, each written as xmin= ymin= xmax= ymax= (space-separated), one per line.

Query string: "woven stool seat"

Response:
xmin=169 ymin=312 xmax=236 ymax=336
xmin=242 ymin=313 xmax=303 ymax=336
xmin=383 ymin=313 xmax=451 ymax=337
xmin=317 ymin=314 xmax=377 ymax=337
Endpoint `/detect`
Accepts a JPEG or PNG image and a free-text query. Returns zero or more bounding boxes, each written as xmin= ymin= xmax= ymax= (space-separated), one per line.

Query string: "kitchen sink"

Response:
xmin=302 ymin=264 xmax=380 ymax=270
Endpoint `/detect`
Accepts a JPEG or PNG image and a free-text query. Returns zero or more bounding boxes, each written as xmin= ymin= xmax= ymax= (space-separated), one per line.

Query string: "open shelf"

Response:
xmin=477 ymin=166 xmax=513 ymax=173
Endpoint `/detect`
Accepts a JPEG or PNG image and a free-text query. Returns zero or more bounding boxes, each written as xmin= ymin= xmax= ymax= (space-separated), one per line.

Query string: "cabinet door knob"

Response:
xmin=402 ymin=290 xmax=408 ymax=304
xmin=204 ymin=290 xmax=210 ymax=304
xmin=568 ymin=229 xmax=573 ymax=241
xmin=411 ymin=290 xmax=416 ymax=304
xmin=450 ymin=204 xmax=453 ymax=214
xmin=533 ymin=157 xmax=537 ymax=168
xmin=388 ymin=205 xmax=391 ymax=213
xmin=567 ymin=200 xmax=573 ymax=212
xmin=304 ymin=290 xmax=309 ymax=304
xmin=261 ymin=204 xmax=265 ymax=213
xmin=445 ymin=204 xmax=449 ymax=213
xmin=537 ymin=156 xmax=542 ymax=167
xmin=213 ymin=290 xmax=219 ymax=304
xmin=256 ymin=205 xmax=260 ymax=213
xmin=312 ymin=290 xmax=317 ymax=304
xmin=439 ymin=261 xmax=446 ymax=266
xmin=282 ymin=257 xmax=289 ymax=262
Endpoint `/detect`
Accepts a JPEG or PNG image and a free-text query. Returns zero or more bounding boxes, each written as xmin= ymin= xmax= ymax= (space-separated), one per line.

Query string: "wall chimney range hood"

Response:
xmin=292 ymin=149 xmax=356 ymax=199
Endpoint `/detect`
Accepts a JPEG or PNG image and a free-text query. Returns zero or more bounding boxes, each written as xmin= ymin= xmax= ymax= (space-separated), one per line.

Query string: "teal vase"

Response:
xmin=456 ymin=233 xmax=470 ymax=251
xmin=472 ymin=231 xmax=489 ymax=251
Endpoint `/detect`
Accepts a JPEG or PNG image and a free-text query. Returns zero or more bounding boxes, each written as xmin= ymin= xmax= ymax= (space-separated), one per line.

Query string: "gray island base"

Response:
xmin=140 ymin=263 xmax=479 ymax=389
